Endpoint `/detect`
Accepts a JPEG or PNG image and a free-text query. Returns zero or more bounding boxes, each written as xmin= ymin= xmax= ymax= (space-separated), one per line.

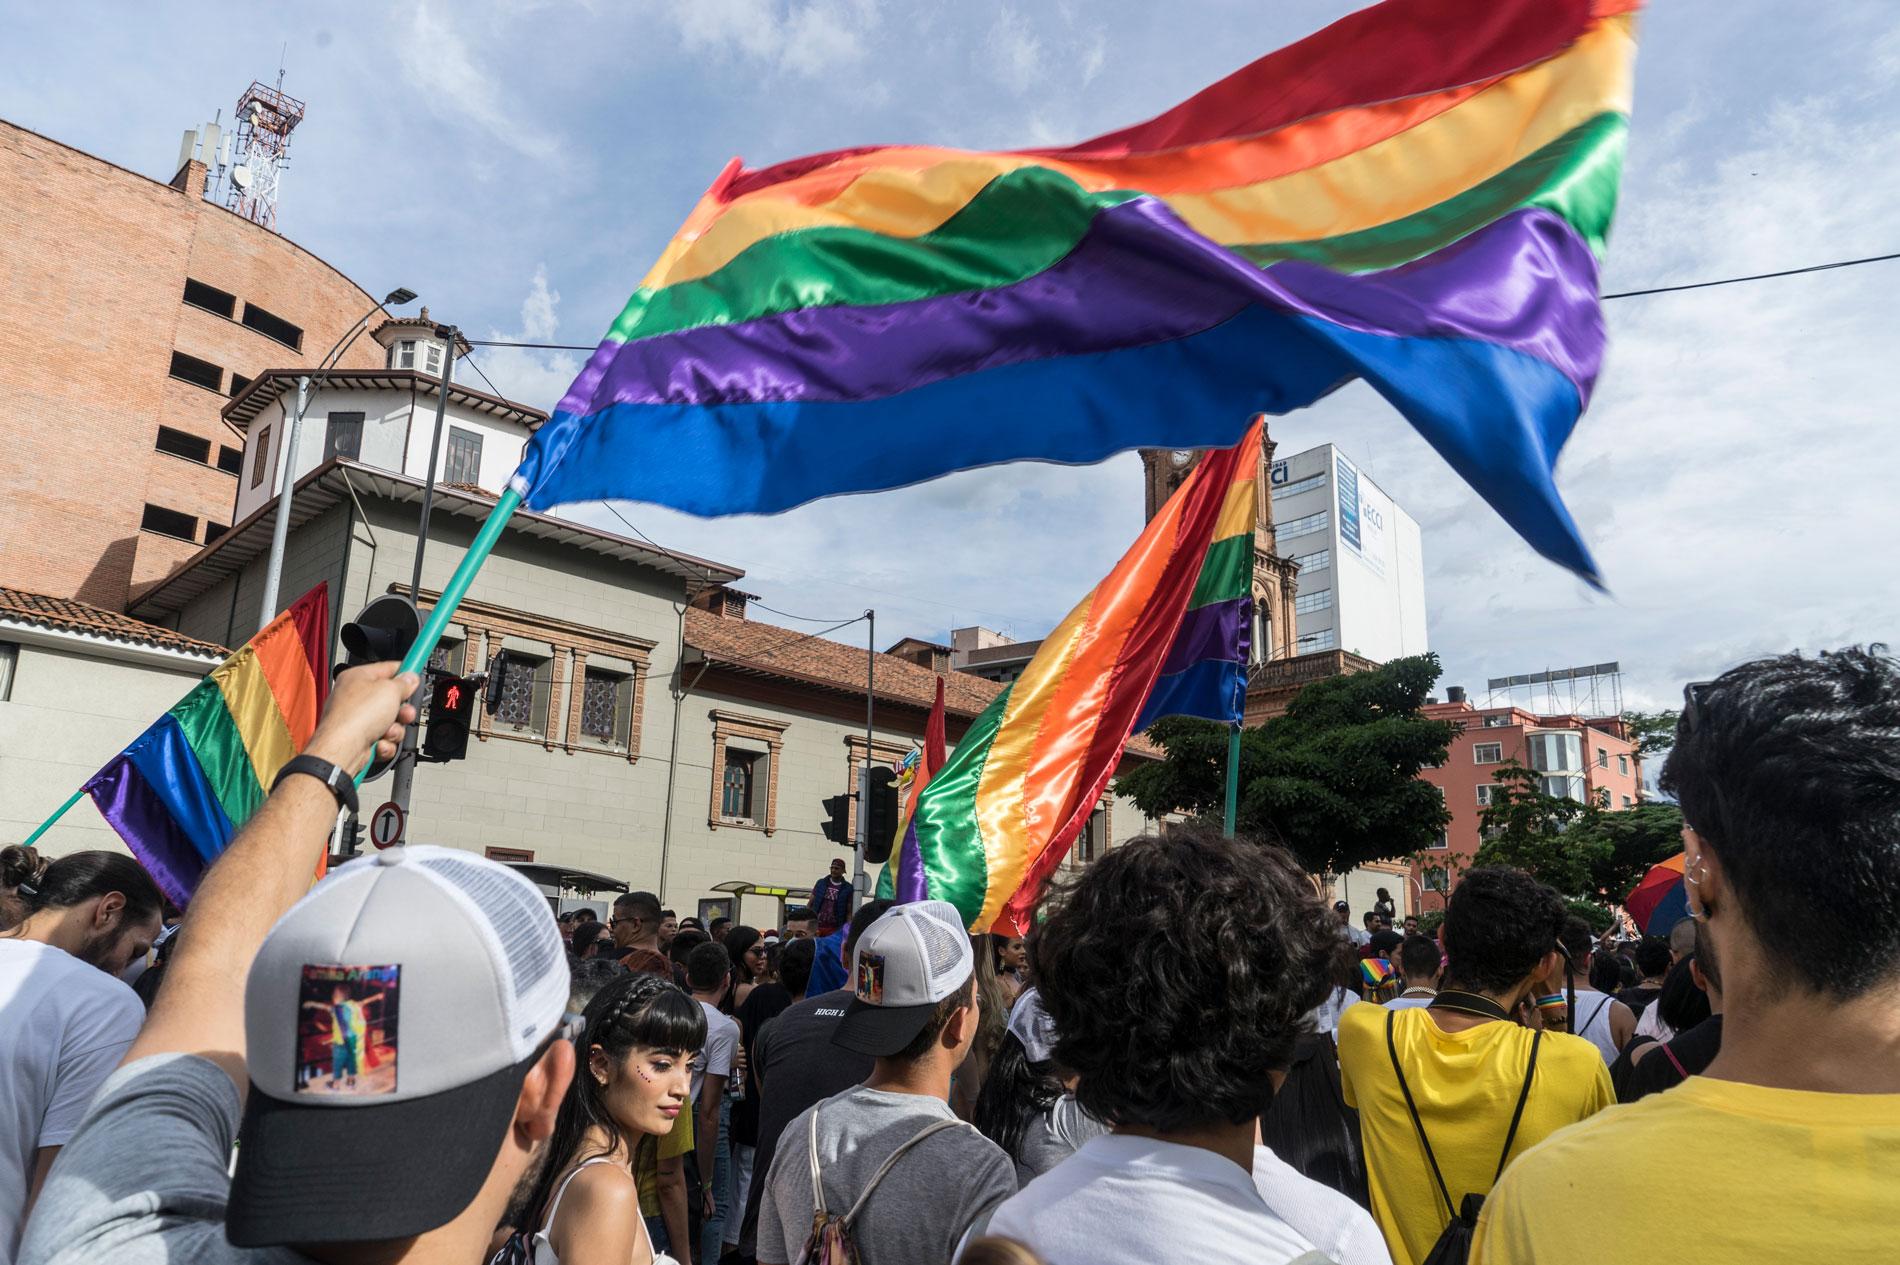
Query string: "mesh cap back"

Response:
xmin=413 ymin=851 xmax=569 ymax=1055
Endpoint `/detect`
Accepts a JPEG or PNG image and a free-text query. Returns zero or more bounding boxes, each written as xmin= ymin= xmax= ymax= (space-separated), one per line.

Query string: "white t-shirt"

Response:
xmin=1306 ymin=986 xmax=1362 ymax=1035
xmin=1384 ymin=991 xmax=1437 ymax=1011
xmin=0 ymin=939 xmax=144 ymax=1264
xmin=693 ymin=1001 xmax=739 ymax=1104
xmin=974 ymin=1133 xmax=1391 ymax=1265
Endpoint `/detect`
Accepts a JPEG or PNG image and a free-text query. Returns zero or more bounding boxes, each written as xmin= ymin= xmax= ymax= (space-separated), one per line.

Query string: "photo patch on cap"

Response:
xmin=856 ymin=951 xmax=886 ymax=1005
xmin=295 ymin=964 xmax=401 ymax=1096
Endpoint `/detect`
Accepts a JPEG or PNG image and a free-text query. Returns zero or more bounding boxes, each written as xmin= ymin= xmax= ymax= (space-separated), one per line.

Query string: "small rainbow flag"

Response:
xmin=907 ymin=424 xmax=1263 ymax=934
xmin=511 ymin=0 xmax=1638 ymax=584
xmin=84 ymin=585 xmax=329 ymax=905
xmin=1361 ymin=957 xmax=1397 ymax=990
xmin=877 ymin=677 xmax=948 ymax=903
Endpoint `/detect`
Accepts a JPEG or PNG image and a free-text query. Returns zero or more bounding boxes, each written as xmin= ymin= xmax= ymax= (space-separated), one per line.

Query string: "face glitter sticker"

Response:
xmin=296 ymin=964 xmax=400 ymax=1095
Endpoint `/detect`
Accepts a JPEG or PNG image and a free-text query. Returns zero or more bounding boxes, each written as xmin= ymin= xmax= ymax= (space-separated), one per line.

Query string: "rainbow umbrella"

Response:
xmin=1625 ymin=853 xmax=1688 ymax=934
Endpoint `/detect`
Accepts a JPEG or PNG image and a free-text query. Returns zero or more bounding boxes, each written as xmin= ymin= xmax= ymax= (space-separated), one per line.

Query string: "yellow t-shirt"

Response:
xmin=1474 ymin=1075 xmax=1900 ymax=1264
xmin=1337 ymin=1002 xmax=1613 ymax=1265
xmin=634 ymin=1104 xmax=696 ymax=1216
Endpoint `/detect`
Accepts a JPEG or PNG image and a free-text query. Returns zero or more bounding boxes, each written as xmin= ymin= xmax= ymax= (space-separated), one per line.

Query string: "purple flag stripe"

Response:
xmin=1158 ymin=594 xmax=1251 ymax=677
xmin=561 ymin=204 xmax=1602 ymax=413
xmin=84 ymin=758 xmax=203 ymax=908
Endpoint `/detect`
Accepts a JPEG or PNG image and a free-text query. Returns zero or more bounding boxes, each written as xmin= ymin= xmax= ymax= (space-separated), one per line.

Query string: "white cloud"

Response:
xmin=657 ymin=0 xmax=876 ymax=78
xmin=399 ymin=4 xmax=562 ymax=163
xmin=987 ymin=8 xmax=1042 ymax=94
xmin=471 ymin=266 xmax=585 ymax=412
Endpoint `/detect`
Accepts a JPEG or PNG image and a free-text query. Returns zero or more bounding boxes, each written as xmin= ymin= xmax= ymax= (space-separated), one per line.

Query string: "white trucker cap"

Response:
xmin=834 ymin=900 xmax=974 ymax=1057
xmin=227 ymin=845 xmax=569 ymax=1247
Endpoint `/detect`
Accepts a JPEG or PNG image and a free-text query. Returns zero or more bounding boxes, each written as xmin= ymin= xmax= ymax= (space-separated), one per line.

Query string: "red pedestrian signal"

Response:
xmin=422 ymin=673 xmax=477 ymax=762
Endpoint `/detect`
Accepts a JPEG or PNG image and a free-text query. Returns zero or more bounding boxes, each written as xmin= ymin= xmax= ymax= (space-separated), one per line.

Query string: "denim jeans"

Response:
xmin=700 ymin=1096 xmax=732 ymax=1265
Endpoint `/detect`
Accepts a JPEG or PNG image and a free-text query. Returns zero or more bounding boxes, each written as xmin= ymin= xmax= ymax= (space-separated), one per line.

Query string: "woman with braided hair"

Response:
xmin=493 ymin=971 xmax=707 ymax=1265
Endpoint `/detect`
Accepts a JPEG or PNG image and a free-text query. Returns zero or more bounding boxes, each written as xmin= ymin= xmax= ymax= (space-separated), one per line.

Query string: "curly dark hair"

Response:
xmin=1028 ymin=824 xmax=1335 ymax=1132
xmin=1439 ymin=866 xmax=1566 ymax=995
xmin=1663 ymin=645 xmax=1900 ymax=998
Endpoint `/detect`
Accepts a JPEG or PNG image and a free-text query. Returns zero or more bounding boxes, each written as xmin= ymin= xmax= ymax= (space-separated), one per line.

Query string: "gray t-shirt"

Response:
xmin=758 ymin=1085 xmax=1016 ymax=1265
xmin=1013 ymin=1094 xmax=1109 ymax=1187
xmin=18 ymin=1054 xmax=309 ymax=1265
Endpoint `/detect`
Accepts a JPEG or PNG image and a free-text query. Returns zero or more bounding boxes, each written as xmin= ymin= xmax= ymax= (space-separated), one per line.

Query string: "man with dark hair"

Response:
xmin=1403 ymin=914 xmax=1421 ymax=936
xmin=612 ymin=889 xmax=666 ymax=975
xmin=658 ymin=909 xmax=679 ymax=951
xmin=776 ymin=936 xmax=816 ymax=1004
xmin=1386 ymin=935 xmax=1443 ymax=1011
xmin=1477 ymin=647 xmax=1900 ymax=1262
xmin=1557 ymin=917 xmax=1636 ymax=1063
xmin=1617 ymin=935 xmax=1672 ymax=1019
xmin=687 ymin=941 xmax=740 ymax=1265
xmin=737 ymin=900 xmax=892 ymax=1260
xmin=709 ymin=915 xmax=732 ymax=943
xmin=781 ymin=907 xmax=815 ymax=941
xmin=1338 ymin=866 xmax=1612 ymax=1265
xmin=984 ymin=827 xmax=1385 ymax=1264
xmin=757 ymin=903 xmax=1014 ymax=1265
xmin=1336 ymin=900 xmax=1371 ymax=947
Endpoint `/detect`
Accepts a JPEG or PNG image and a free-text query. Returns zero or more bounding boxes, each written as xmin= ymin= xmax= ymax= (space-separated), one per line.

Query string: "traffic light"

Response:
xmin=862 ymin=766 xmax=900 ymax=864
xmin=820 ymin=793 xmax=851 ymax=845
xmin=484 ymin=650 xmax=513 ymax=716
xmin=337 ymin=595 xmax=419 ymax=780
xmin=421 ymin=673 xmax=476 ymax=762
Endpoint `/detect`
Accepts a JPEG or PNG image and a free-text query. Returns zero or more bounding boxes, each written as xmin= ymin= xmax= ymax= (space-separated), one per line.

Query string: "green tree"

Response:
xmin=1565 ymin=897 xmax=1615 ymax=933
xmin=1622 ymin=709 xmax=1681 ymax=758
xmin=1572 ymin=801 xmax=1685 ymax=903
xmin=1116 ymin=654 xmax=1457 ymax=875
xmin=1470 ymin=761 xmax=1607 ymax=898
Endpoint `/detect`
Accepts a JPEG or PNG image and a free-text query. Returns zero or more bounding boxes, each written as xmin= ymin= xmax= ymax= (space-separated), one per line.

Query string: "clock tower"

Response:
xmin=1137 ymin=430 xmax=1300 ymax=666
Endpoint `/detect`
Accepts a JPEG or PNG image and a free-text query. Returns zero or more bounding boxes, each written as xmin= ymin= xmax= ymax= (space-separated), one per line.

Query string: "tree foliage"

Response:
xmin=1116 ymin=654 xmax=1457 ymax=875
xmin=1571 ymin=801 xmax=1685 ymax=902
xmin=1470 ymin=761 xmax=1607 ymax=897
xmin=1622 ymin=709 xmax=1681 ymax=758
xmin=1565 ymin=897 xmax=1615 ymax=933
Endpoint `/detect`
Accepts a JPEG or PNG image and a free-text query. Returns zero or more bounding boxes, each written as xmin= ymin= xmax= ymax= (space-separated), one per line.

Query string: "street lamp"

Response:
xmin=255 ymin=288 xmax=418 ymax=630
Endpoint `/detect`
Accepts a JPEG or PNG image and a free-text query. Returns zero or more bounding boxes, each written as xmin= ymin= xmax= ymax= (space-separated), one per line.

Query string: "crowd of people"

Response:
xmin=0 ymin=643 xmax=1896 ymax=1264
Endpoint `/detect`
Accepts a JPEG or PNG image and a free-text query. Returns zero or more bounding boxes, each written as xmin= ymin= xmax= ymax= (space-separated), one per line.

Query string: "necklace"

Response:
xmin=1428 ymin=989 xmax=1512 ymax=1022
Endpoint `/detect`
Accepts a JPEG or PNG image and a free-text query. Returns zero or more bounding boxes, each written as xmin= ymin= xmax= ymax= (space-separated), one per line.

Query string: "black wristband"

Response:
xmin=272 ymin=754 xmax=359 ymax=816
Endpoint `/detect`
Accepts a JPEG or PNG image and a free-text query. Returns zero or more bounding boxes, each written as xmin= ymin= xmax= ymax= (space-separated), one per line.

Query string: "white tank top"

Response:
xmin=533 ymin=1157 xmax=680 ymax=1265
xmin=1569 ymin=988 xmax=1620 ymax=1064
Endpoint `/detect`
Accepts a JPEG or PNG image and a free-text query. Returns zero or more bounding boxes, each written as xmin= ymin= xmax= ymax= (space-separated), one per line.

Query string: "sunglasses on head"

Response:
xmin=1680 ymin=680 xmax=1712 ymax=735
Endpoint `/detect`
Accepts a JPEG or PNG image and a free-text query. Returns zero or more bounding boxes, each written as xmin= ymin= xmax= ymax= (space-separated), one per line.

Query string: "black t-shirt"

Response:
xmin=732 ymin=983 xmax=794 ymax=1146
xmin=1618 ymin=983 xmax=1663 ymax=1018
xmin=1614 ymin=1014 xmax=1724 ymax=1103
xmin=738 ymin=989 xmax=875 ymax=1251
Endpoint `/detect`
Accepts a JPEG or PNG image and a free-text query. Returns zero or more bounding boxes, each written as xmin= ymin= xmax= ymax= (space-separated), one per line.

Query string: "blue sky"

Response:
xmin=7 ymin=0 xmax=1898 ymax=709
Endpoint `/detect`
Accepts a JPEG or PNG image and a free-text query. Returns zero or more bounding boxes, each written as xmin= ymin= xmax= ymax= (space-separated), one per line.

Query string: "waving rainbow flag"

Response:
xmin=878 ymin=677 xmax=948 ymax=903
xmin=512 ymin=0 xmax=1638 ymax=584
xmin=84 ymin=585 xmax=330 ymax=905
xmin=906 ymin=424 xmax=1262 ymax=934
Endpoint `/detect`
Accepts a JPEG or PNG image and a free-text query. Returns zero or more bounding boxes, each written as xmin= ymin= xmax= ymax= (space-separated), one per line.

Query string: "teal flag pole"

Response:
xmin=355 ymin=486 xmax=523 ymax=786
xmin=20 ymin=788 xmax=86 ymax=849
xmin=1222 ymin=722 xmax=1241 ymax=838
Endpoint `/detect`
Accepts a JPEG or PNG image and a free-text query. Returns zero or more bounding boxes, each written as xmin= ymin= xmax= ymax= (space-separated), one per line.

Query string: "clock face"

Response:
xmin=1169 ymin=449 xmax=1195 ymax=469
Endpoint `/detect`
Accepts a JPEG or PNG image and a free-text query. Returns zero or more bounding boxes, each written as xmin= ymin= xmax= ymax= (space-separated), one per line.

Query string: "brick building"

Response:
xmin=0 ymin=119 xmax=392 ymax=610
xmin=1413 ymin=693 xmax=1643 ymax=909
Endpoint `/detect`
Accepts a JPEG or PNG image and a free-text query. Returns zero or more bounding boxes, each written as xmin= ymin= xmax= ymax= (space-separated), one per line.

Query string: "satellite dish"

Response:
xmin=230 ymin=163 xmax=253 ymax=190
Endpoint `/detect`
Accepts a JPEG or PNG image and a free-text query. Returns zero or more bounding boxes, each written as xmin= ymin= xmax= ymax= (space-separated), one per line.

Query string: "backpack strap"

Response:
xmin=1386 ymin=1010 xmax=1458 ymax=1222
xmin=1660 ymin=1040 xmax=1688 ymax=1079
xmin=840 ymin=1118 xmax=968 ymax=1225
xmin=1491 ymin=1030 xmax=1543 ymax=1182
xmin=807 ymin=1108 xmax=827 ymax=1221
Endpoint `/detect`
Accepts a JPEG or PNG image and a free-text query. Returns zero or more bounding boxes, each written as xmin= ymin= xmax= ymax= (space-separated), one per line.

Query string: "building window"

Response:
xmin=1476 ymin=784 xmax=1495 ymax=807
xmin=1483 ymin=714 xmax=1512 ymax=728
xmin=444 ymin=427 xmax=483 ymax=485
xmin=1270 ymin=472 xmax=1327 ymax=501
xmin=140 ymin=504 xmax=197 ymax=541
xmin=154 ymin=425 xmax=211 ymax=464
xmin=1071 ymin=801 xmax=1108 ymax=866
xmin=181 ymin=279 xmax=236 ymax=319
xmin=203 ymin=522 xmax=228 ymax=545
xmin=1617 ymin=754 xmax=1629 ymax=776
xmin=721 ymin=752 xmax=760 ymax=822
xmin=239 ymin=302 xmax=303 ymax=351
xmin=1621 ymin=795 xmax=1633 ymax=808
xmin=1292 ymin=549 xmax=1330 ymax=574
xmin=0 ymin=642 xmax=16 ymax=701
xmin=1299 ymin=628 xmax=1337 ymax=652
xmin=1422 ymin=864 xmax=1449 ymax=893
xmin=168 ymin=351 xmax=223 ymax=392
xmin=1528 ymin=732 xmax=1583 ymax=774
xmin=1473 ymin=743 xmax=1503 ymax=765
xmin=394 ymin=339 xmax=417 ymax=370
xmin=1596 ymin=747 xmax=1609 ymax=768
xmin=1279 ymin=510 xmax=1330 ymax=541
xmin=217 ymin=445 xmax=243 ymax=475
xmin=1541 ymin=775 xmax=1586 ymax=803
xmin=485 ymin=846 xmax=535 ymax=864
xmin=424 ymin=342 xmax=444 ymax=376
xmin=324 ymin=412 xmax=365 ymax=463
xmin=1294 ymin=588 xmax=1333 ymax=614
xmin=1428 ymin=829 xmax=1449 ymax=850
xmin=1596 ymin=787 xmax=1611 ymax=808
xmin=493 ymin=651 xmax=551 ymax=735
xmin=251 ymin=426 xmax=272 ymax=489
xmin=579 ymin=668 xmax=632 ymax=747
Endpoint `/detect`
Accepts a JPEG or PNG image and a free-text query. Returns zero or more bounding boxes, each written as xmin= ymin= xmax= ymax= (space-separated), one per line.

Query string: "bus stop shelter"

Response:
xmin=502 ymin=861 xmax=628 ymax=919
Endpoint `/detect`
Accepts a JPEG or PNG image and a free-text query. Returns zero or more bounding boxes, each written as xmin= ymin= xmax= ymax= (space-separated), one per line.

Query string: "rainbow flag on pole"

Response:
xmin=84 ymin=585 xmax=330 ymax=905
xmin=906 ymin=424 xmax=1263 ymax=934
xmin=878 ymin=677 xmax=948 ymax=903
xmin=511 ymin=0 xmax=1638 ymax=584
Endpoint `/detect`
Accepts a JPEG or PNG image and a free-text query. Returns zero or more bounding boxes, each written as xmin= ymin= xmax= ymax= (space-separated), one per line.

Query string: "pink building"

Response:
xmin=1412 ymin=694 xmax=1643 ymax=910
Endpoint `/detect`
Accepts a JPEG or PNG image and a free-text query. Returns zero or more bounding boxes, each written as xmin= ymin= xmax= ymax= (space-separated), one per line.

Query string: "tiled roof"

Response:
xmin=0 ymin=588 xmax=225 ymax=659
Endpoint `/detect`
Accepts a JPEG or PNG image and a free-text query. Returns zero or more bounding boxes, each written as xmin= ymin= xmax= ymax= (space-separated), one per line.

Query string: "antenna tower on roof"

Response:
xmin=226 ymin=76 xmax=305 ymax=233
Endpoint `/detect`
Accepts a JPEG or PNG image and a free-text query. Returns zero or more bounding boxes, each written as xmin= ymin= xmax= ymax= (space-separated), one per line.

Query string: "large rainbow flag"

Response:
xmin=511 ymin=0 xmax=1638 ymax=584
xmin=906 ymin=424 xmax=1263 ymax=934
xmin=84 ymin=585 xmax=330 ymax=905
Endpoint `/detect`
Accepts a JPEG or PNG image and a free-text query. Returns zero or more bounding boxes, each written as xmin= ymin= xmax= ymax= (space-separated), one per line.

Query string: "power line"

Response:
xmin=459 ymin=249 xmax=1900 ymax=355
xmin=748 ymin=598 xmax=872 ymax=624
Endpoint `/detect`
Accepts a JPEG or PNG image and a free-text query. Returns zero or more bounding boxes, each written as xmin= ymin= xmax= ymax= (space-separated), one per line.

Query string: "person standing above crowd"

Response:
xmin=982 ymin=826 xmax=1389 ymax=1265
xmin=1338 ymin=867 xmax=1612 ymax=1265
xmin=1477 ymin=647 xmax=1900 ymax=1262
xmin=1335 ymin=900 xmax=1371 ymax=947
xmin=809 ymin=859 xmax=853 ymax=937
xmin=0 ymin=848 xmax=162 ymax=1264
xmin=1556 ymin=918 xmax=1635 ymax=1064
xmin=1373 ymin=888 xmax=1397 ymax=925
xmin=1386 ymin=936 xmax=1443 ymax=1011
xmin=18 ymin=664 xmax=588 ymax=1265
xmin=757 ymin=902 xmax=1015 ymax=1265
